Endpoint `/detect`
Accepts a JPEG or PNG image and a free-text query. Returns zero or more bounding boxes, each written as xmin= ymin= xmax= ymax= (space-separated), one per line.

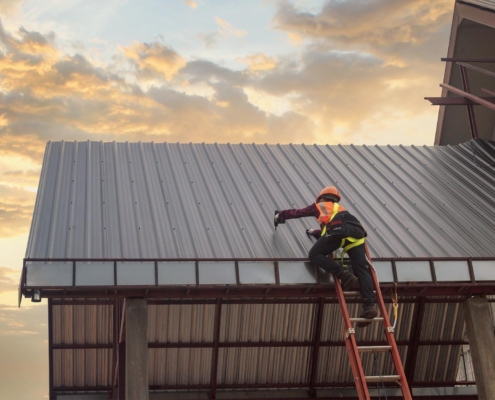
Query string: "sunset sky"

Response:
xmin=0 ymin=0 xmax=455 ymax=398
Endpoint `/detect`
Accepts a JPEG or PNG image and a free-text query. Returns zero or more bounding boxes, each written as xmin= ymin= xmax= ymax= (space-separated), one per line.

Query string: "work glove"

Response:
xmin=305 ymin=228 xmax=319 ymax=239
xmin=274 ymin=210 xmax=285 ymax=229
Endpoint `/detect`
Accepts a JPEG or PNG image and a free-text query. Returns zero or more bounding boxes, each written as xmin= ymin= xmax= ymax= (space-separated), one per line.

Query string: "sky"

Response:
xmin=0 ymin=0 xmax=455 ymax=398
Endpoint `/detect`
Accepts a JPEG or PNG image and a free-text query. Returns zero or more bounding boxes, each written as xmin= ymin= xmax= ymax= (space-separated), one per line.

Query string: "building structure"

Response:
xmin=20 ymin=1 xmax=495 ymax=399
xmin=20 ymin=139 xmax=495 ymax=400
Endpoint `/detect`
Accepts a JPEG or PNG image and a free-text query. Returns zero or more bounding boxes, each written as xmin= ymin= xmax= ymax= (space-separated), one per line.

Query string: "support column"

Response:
xmin=126 ymin=299 xmax=149 ymax=400
xmin=463 ymin=297 xmax=495 ymax=400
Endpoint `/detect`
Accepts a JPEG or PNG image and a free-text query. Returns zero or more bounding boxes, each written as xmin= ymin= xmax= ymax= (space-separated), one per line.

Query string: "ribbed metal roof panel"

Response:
xmin=27 ymin=140 xmax=495 ymax=260
xmin=460 ymin=0 xmax=495 ymax=11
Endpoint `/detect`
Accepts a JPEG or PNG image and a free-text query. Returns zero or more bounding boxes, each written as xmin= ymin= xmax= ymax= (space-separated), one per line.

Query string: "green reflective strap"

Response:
xmin=321 ymin=226 xmax=326 ymax=236
xmin=340 ymin=237 xmax=366 ymax=264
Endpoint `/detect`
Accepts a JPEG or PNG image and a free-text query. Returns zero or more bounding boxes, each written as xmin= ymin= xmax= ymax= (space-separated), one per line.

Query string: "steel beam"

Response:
xmin=309 ymin=298 xmax=325 ymax=396
xmin=52 ymin=338 xmax=468 ymax=350
xmin=441 ymin=83 xmax=495 ymax=111
xmin=209 ymin=298 xmax=222 ymax=399
xmin=25 ymin=283 xmax=495 ymax=300
xmin=441 ymin=58 xmax=495 ymax=62
xmin=405 ymin=298 xmax=426 ymax=382
xmin=457 ymin=62 xmax=495 ymax=78
xmin=48 ymin=298 xmax=54 ymax=400
xmin=425 ymin=96 xmax=495 ymax=105
xmin=459 ymin=65 xmax=479 ymax=139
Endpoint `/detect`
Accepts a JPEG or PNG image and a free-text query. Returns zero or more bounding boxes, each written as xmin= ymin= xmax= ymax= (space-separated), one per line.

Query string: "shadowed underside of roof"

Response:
xmin=27 ymin=139 xmax=495 ymax=260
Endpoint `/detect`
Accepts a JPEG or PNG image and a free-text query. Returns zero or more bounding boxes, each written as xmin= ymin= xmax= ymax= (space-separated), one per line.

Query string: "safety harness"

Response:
xmin=339 ymin=236 xmax=366 ymax=264
xmin=316 ymin=201 xmax=366 ymax=263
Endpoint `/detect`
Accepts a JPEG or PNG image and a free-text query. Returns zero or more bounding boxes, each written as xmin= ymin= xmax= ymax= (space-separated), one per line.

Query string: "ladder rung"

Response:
xmin=357 ymin=345 xmax=391 ymax=353
xmin=343 ymin=290 xmax=377 ymax=296
xmin=365 ymin=375 xmax=401 ymax=383
xmin=350 ymin=317 xmax=384 ymax=323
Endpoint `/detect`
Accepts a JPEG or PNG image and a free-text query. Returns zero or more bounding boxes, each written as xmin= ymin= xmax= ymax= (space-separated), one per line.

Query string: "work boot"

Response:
xmin=357 ymin=304 xmax=378 ymax=328
xmin=337 ymin=270 xmax=359 ymax=291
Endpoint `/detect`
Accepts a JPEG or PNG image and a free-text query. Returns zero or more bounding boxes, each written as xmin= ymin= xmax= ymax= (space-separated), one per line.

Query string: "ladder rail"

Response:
xmin=364 ymin=243 xmax=413 ymax=400
xmin=334 ymin=274 xmax=370 ymax=400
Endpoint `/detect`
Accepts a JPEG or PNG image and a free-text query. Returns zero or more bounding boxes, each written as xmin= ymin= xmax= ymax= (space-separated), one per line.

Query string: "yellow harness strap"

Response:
xmin=340 ymin=237 xmax=366 ymax=264
xmin=320 ymin=202 xmax=340 ymax=237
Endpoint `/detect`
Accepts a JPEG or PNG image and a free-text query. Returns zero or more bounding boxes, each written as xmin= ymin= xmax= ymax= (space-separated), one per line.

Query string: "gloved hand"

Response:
xmin=274 ymin=210 xmax=285 ymax=229
xmin=305 ymin=228 xmax=319 ymax=239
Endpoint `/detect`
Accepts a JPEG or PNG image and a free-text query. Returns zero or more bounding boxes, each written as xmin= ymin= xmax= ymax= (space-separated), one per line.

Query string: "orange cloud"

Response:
xmin=273 ymin=0 xmax=454 ymax=63
xmin=238 ymin=53 xmax=277 ymax=73
xmin=0 ymin=266 xmax=17 ymax=293
xmin=182 ymin=0 xmax=198 ymax=9
xmin=0 ymin=0 xmax=23 ymax=16
xmin=215 ymin=17 xmax=247 ymax=38
xmin=123 ymin=41 xmax=186 ymax=81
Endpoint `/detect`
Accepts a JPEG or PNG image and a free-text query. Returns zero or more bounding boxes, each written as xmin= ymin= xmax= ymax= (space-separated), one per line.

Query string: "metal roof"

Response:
xmin=460 ymin=0 xmax=495 ymax=11
xmin=27 ymin=139 xmax=495 ymax=260
xmin=31 ymin=139 xmax=495 ymax=398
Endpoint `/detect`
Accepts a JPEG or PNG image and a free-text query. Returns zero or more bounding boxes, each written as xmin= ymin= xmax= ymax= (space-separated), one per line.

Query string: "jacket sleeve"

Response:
xmin=278 ymin=203 xmax=320 ymax=222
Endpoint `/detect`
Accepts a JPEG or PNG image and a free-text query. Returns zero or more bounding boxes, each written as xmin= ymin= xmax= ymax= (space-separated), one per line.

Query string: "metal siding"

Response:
xmin=220 ymin=303 xmax=315 ymax=343
xmin=53 ymin=349 xmax=112 ymax=388
xmin=27 ymin=140 xmax=495 ymax=260
xmin=316 ymin=345 xmax=409 ymax=384
xmin=149 ymin=348 xmax=212 ymax=385
xmin=52 ymin=304 xmax=113 ymax=345
xmin=217 ymin=346 xmax=311 ymax=385
xmin=148 ymin=304 xmax=216 ymax=343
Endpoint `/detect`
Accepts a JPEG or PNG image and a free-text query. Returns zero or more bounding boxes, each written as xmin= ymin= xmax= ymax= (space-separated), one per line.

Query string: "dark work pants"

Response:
xmin=308 ymin=236 xmax=376 ymax=305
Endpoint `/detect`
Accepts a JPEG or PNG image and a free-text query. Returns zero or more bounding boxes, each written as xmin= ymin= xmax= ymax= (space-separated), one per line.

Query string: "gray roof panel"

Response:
xmin=27 ymin=139 xmax=495 ymax=260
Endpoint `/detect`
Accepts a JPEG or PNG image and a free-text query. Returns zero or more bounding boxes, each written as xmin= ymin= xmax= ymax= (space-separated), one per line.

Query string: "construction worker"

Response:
xmin=274 ymin=186 xmax=377 ymax=327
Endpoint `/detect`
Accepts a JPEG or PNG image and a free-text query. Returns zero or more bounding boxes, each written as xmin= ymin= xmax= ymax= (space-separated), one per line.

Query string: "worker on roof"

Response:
xmin=274 ymin=186 xmax=377 ymax=327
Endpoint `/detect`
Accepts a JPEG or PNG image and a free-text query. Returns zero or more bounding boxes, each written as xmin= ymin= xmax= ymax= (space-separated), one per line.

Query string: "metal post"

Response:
xmin=405 ymin=297 xmax=426 ymax=382
xmin=209 ymin=298 xmax=222 ymax=399
xmin=459 ymin=65 xmax=478 ymax=139
xmin=309 ymin=297 xmax=325 ymax=396
xmin=48 ymin=298 xmax=55 ymax=400
xmin=463 ymin=297 xmax=495 ymax=400
xmin=125 ymin=299 xmax=149 ymax=400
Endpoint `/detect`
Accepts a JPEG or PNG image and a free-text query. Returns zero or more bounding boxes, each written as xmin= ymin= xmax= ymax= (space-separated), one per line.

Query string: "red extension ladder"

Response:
xmin=333 ymin=243 xmax=413 ymax=400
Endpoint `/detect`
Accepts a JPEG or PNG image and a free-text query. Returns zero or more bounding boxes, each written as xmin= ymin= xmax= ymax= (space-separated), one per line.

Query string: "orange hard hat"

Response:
xmin=316 ymin=186 xmax=341 ymax=203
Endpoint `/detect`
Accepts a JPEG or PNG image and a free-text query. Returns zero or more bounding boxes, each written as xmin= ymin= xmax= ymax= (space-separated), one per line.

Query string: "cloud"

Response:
xmin=123 ymin=41 xmax=186 ymax=80
xmin=238 ymin=53 xmax=277 ymax=73
xmin=0 ymin=304 xmax=48 ymax=400
xmin=182 ymin=0 xmax=198 ymax=9
xmin=198 ymin=31 xmax=219 ymax=48
xmin=0 ymin=266 xmax=17 ymax=293
xmin=2 ymin=169 xmax=40 ymax=187
xmin=0 ymin=184 xmax=36 ymax=237
xmin=0 ymin=0 xmax=23 ymax=16
xmin=215 ymin=17 xmax=247 ymax=38
xmin=273 ymin=0 xmax=454 ymax=63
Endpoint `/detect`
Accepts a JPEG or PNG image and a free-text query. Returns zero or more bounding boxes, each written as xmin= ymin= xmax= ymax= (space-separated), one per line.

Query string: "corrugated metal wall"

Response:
xmin=27 ymin=140 xmax=495 ymax=260
xmin=51 ymin=301 xmax=465 ymax=388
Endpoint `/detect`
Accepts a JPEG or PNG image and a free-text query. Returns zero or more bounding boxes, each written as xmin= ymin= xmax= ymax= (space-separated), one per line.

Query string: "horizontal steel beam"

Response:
xmin=441 ymin=57 xmax=495 ymax=62
xmin=425 ymin=96 xmax=495 ymax=105
xmin=50 ymin=297 xmax=491 ymax=306
xmin=441 ymin=83 xmax=495 ymax=111
xmin=30 ymin=283 xmax=495 ymax=300
xmin=50 ymin=339 xmax=469 ymax=350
